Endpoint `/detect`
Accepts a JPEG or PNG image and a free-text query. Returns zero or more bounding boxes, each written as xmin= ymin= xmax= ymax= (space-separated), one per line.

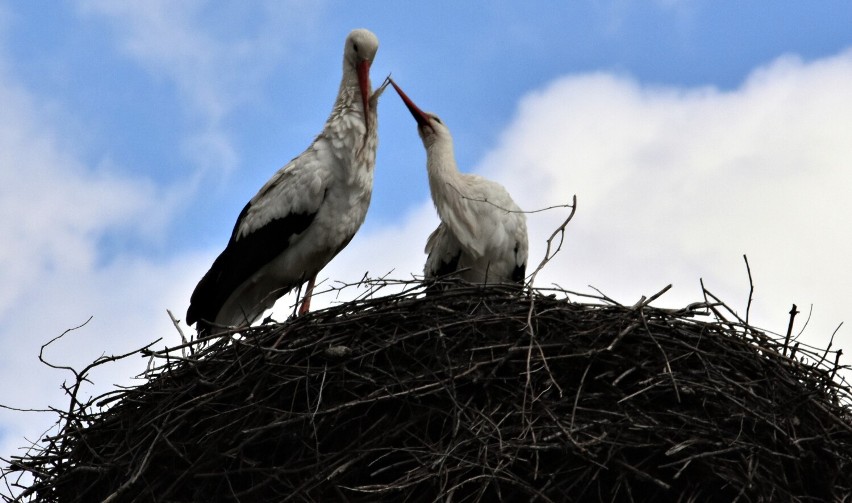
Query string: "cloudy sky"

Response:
xmin=1 ymin=1 xmax=851 ymax=478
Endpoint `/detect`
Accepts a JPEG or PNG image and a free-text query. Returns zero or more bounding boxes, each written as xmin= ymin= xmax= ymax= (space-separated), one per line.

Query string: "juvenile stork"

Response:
xmin=390 ymin=79 xmax=528 ymax=285
xmin=187 ymin=29 xmax=385 ymax=335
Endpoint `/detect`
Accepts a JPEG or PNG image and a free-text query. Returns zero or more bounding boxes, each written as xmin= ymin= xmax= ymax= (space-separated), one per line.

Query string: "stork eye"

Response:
xmin=433 ymin=117 xmax=442 ymax=124
xmin=353 ymin=42 xmax=359 ymax=53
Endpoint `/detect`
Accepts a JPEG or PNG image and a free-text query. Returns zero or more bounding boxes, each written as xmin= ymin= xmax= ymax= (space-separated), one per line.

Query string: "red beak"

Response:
xmin=389 ymin=78 xmax=431 ymax=128
xmin=356 ymin=59 xmax=372 ymax=130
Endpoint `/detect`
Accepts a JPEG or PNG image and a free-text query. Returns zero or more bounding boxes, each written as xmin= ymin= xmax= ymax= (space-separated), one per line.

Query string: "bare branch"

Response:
xmin=784 ymin=304 xmax=799 ymax=356
xmin=527 ymin=194 xmax=577 ymax=288
xmin=743 ymin=254 xmax=754 ymax=326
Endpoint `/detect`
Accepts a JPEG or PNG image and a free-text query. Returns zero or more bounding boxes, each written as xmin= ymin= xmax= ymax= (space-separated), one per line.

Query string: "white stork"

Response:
xmin=390 ymin=79 xmax=529 ymax=285
xmin=187 ymin=29 xmax=384 ymax=335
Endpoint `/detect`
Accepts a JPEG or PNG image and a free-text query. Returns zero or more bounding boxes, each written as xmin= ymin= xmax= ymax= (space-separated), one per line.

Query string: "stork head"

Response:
xmin=344 ymin=29 xmax=379 ymax=130
xmin=389 ymin=78 xmax=450 ymax=148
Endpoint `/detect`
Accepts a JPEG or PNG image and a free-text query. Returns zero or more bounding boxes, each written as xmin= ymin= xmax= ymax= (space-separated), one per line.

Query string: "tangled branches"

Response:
xmin=3 ymin=280 xmax=852 ymax=502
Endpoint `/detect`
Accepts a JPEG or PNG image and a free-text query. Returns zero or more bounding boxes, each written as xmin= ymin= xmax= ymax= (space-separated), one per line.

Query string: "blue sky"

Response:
xmin=2 ymin=1 xmax=852 ymax=485
xmin=7 ymin=1 xmax=852 ymax=248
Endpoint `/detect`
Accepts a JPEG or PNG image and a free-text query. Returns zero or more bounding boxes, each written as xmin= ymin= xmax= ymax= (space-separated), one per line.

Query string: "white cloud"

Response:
xmin=0 ymin=73 xmax=167 ymax=317
xmin=477 ymin=50 xmax=852 ymax=349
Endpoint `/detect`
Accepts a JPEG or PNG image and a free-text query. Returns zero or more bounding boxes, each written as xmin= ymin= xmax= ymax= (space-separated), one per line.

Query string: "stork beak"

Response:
xmin=356 ymin=59 xmax=372 ymax=130
xmin=389 ymin=78 xmax=431 ymax=129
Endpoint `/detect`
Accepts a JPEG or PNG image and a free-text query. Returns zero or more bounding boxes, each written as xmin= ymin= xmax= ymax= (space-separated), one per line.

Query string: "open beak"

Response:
xmin=389 ymin=78 xmax=431 ymax=129
xmin=356 ymin=59 xmax=372 ymax=130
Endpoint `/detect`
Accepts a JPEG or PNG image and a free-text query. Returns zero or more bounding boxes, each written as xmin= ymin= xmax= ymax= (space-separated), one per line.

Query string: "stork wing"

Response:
xmin=441 ymin=175 xmax=519 ymax=259
xmin=424 ymin=223 xmax=462 ymax=279
xmin=187 ymin=156 xmax=327 ymax=327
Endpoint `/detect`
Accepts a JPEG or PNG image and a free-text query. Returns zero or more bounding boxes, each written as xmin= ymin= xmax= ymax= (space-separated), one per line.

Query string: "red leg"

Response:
xmin=298 ymin=275 xmax=316 ymax=315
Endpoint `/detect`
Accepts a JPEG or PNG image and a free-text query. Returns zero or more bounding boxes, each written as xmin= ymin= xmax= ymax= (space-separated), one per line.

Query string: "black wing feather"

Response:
xmin=186 ymin=201 xmax=317 ymax=328
xmin=511 ymin=241 xmax=526 ymax=283
xmin=430 ymin=251 xmax=461 ymax=278
xmin=511 ymin=263 xmax=526 ymax=283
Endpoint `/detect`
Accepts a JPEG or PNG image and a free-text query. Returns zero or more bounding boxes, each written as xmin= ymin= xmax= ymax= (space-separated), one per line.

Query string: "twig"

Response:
xmin=743 ymin=255 xmax=754 ymax=327
xmin=456 ymin=188 xmax=577 ymax=216
xmin=526 ymin=194 xmax=577 ymax=288
xmin=631 ymin=284 xmax=672 ymax=311
xmin=166 ymin=309 xmax=188 ymax=347
xmin=784 ymin=304 xmax=798 ymax=356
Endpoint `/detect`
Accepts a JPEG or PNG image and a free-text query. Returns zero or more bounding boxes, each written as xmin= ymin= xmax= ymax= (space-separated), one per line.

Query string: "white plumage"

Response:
xmin=187 ymin=29 xmax=384 ymax=334
xmin=390 ymin=79 xmax=528 ymax=284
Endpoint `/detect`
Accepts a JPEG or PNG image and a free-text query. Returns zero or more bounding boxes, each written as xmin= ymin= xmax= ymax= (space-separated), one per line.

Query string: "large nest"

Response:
xmin=3 ymin=280 xmax=852 ymax=502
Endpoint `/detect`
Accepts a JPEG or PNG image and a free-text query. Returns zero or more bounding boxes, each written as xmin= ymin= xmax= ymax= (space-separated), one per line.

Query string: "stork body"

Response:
xmin=187 ymin=29 xmax=382 ymax=334
xmin=390 ymin=80 xmax=528 ymax=284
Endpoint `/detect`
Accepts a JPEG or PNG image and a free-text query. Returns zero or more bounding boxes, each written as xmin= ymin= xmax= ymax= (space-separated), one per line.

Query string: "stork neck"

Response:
xmin=338 ymin=61 xmax=371 ymax=109
xmin=310 ymin=62 xmax=377 ymax=185
xmin=322 ymin=63 xmax=371 ymax=138
xmin=426 ymin=138 xmax=463 ymax=206
xmin=340 ymin=64 xmax=361 ymax=92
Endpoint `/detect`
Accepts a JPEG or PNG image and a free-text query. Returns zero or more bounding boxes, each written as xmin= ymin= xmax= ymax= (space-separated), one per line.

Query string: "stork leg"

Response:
xmin=298 ymin=275 xmax=316 ymax=315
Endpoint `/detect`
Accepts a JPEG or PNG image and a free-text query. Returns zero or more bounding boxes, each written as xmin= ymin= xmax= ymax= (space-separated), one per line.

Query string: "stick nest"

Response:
xmin=4 ymin=281 xmax=852 ymax=502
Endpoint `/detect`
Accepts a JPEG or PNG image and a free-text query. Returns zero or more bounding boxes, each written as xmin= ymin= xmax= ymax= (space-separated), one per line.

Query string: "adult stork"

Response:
xmin=187 ymin=29 xmax=385 ymax=335
xmin=389 ymin=79 xmax=528 ymax=285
